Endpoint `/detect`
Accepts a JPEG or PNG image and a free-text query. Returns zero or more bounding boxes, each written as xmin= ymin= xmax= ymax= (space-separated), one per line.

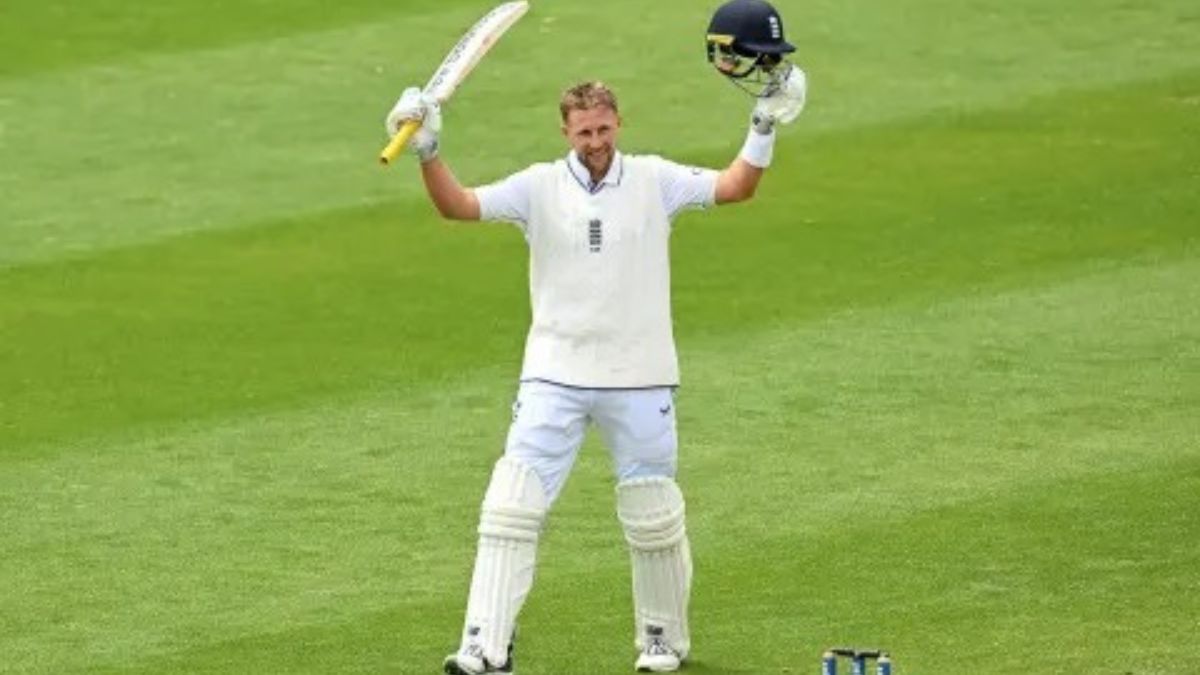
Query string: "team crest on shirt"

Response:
xmin=588 ymin=218 xmax=603 ymax=253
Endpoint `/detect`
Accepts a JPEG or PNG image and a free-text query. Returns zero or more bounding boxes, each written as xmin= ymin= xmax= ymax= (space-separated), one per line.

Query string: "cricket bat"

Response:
xmin=379 ymin=1 xmax=531 ymax=165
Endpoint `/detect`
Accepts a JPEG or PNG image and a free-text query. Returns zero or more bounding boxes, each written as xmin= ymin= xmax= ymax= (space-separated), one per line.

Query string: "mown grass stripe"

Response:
xmin=2 ymin=253 xmax=1195 ymax=672
xmin=3 ymin=1 xmax=1198 ymax=265
xmin=3 ymin=72 xmax=1196 ymax=451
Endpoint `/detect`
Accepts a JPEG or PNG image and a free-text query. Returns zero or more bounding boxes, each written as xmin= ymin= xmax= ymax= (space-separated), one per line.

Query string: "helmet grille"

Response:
xmin=706 ymin=37 xmax=790 ymax=97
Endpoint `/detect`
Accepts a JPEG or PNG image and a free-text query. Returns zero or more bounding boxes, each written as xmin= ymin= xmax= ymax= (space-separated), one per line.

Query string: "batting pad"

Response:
xmin=617 ymin=477 xmax=692 ymax=658
xmin=462 ymin=456 xmax=548 ymax=666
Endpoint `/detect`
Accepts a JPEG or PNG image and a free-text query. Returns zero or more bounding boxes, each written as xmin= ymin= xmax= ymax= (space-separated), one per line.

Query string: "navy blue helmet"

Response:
xmin=706 ymin=0 xmax=796 ymax=94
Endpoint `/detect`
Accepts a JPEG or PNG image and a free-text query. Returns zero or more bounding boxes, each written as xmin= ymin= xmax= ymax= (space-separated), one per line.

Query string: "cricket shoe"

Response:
xmin=634 ymin=626 xmax=683 ymax=672
xmin=443 ymin=640 xmax=514 ymax=675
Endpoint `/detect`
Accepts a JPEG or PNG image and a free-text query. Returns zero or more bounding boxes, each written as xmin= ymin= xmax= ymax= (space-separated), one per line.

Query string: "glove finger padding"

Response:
xmin=385 ymin=86 xmax=425 ymax=136
xmin=409 ymin=94 xmax=441 ymax=161
xmin=756 ymin=65 xmax=807 ymax=126
xmin=410 ymin=125 xmax=440 ymax=162
xmin=384 ymin=87 xmax=442 ymax=161
xmin=417 ymin=92 xmax=442 ymax=133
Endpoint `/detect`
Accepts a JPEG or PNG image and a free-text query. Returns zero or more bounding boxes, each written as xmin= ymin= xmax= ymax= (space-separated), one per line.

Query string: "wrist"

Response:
xmin=416 ymin=142 xmax=439 ymax=163
xmin=750 ymin=109 xmax=776 ymax=135
xmin=739 ymin=123 xmax=775 ymax=168
xmin=414 ymin=131 xmax=440 ymax=163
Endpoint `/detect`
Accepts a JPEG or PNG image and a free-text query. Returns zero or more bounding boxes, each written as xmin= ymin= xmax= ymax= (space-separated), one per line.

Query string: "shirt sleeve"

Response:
xmin=475 ymin=166 xmax=537 ymax=231
xmin=654 ymin=156 xmax=719 ymax=220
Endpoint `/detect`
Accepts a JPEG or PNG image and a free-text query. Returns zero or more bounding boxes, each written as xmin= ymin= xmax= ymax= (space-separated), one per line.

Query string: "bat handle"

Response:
xmin=379 ymin=119 xmax=422 ymax=165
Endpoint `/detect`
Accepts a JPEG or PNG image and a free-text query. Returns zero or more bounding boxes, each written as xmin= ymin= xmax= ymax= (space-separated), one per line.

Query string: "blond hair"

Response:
xmin=559 ymin=81 xmax=619 ymax=122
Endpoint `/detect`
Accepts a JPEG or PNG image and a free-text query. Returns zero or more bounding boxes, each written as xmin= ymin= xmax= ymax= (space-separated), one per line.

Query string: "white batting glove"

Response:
xmin=385 ymin=86 xmax=442 ymax=162
xmin=751 ymin=65 xmax=807 ymax=134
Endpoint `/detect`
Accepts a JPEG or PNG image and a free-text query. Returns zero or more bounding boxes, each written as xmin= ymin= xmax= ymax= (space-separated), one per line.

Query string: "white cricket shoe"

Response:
xmin=634 ymin=631 xmax=683 ymax=672
xmin=443 ymin=641 xmax=514 ymax=675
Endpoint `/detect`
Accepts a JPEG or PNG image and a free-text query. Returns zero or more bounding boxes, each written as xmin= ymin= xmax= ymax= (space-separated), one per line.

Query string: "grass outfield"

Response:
xmin=2 ymin=0 xmax=1199 ymax=673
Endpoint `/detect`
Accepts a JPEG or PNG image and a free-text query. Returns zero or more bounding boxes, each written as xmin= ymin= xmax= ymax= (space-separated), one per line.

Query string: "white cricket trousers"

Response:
xmin=505 ymin=380 xmax=678 ymax=502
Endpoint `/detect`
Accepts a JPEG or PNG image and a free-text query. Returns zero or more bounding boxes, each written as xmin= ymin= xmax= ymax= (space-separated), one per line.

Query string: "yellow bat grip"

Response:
xmin=379 ymin=119 xmax=421 ymax=165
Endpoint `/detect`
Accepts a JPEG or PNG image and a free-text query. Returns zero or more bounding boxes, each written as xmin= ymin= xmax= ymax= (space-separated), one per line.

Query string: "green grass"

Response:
xmin=0 ymin=0 xmax=456 ymax=77
xmin=2 ymin=0 xmax=1199 ymax=673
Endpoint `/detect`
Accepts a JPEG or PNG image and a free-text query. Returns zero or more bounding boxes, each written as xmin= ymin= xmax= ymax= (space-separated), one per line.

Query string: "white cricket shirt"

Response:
xmin=476 ymin=150 xmax=718 ymax=388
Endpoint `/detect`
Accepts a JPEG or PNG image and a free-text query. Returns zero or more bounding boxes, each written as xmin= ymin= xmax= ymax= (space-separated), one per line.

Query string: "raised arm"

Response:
xmin=715 ymin=154 xmax=767 ymax=204
xmin=714 ymin=65 xmax=807 ymax=205
xmin=385 ymin=87 xmax=481 ymax=221
xmin=420 ymin=158 xmax=481 ymax=221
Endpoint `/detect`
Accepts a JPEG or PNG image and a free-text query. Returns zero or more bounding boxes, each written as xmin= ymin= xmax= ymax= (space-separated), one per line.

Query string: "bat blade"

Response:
xmin=378 ymin=1 xmax=530 ymax=165
xmin=425 ymin=1 xmax=530 ymax=103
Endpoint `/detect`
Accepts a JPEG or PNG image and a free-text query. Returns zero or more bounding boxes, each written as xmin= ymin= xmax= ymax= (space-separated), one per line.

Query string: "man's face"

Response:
xmin=562 ymin=106 xmax=620 ymax=177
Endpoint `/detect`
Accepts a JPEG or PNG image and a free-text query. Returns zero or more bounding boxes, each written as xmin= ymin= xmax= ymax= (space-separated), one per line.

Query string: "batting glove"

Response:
xmin=751 ymin=64 xmax=807 ymax=134
xmin=385 ymin=86 xmax=442 ymax=162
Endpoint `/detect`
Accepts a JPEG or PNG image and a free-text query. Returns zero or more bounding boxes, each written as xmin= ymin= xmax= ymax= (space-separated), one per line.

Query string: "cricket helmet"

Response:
xmin=706 ymin=0 xmax=796 ymax=95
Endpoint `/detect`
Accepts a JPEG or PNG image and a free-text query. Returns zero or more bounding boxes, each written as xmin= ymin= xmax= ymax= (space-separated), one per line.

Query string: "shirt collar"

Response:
xmin=567 ymin=149 xmax=623 ymax=194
